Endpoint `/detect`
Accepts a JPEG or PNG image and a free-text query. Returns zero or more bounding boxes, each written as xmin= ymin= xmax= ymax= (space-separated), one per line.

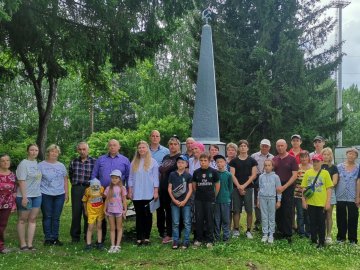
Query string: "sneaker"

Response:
xmin=206 ymin=243 xmax=213 ymax=249
xmin=261 ymin=235 xmax=268 ymax=243
xmin=232 ymin=230 xmax=240 ymax=238
xmin=162 ymin=236 xmax=172 ymax=244
xmin=96 ymin=242 xmax=104 ymax=250
xmin=114 ymin=246 xmax=121 ymax=253
xmin=337 ymin=240 xmax=345 ymax=245
xmin=287 ymin=237 xmax=292 ymax=244
xmin=268 ymin=236 xmax=274 ymax=244
xmin=53 ymin=239 xmax=63 ymax=246
xmin=108 ymin=246 xmax=115 ymax=253
xmin=44 ymin=240 xmax=53 ymax=246
xmin=182 ymin=243 xmax=189 ymax=249
xmin=325 ymin=237 xmax=332 ymax=245
xmin=246 ymin=231 xmax=253 ymax=239
xmin=172 ymin=242 xmax=178 ymax=249
xmin=193 ymin=241 xmax=202 ymax=247
xmin=84 ymin=244 xmax=92 ymax=251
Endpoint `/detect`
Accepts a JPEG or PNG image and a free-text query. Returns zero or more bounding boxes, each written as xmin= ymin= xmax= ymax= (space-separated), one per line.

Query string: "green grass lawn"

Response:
xmin=1 ymin=205 xmax=360 ymax=270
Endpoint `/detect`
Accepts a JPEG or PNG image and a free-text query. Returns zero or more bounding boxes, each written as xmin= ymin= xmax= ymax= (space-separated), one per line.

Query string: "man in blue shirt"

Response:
xmin=149 ymin=130 xmax=169 ymax=165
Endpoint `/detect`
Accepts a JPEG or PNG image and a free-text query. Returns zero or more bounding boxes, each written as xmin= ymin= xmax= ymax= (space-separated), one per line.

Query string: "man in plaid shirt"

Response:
xmin=69 ymin=142 xmax=96 ymax=243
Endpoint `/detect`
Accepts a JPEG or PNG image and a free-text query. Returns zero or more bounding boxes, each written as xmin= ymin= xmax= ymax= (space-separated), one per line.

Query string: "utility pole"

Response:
xmin=332 ymin=0 xmax=350 ymax=147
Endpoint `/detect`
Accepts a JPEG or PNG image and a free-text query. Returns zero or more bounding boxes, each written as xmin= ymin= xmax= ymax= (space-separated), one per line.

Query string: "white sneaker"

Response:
xmin=193 ymin=241 xmax=202 ymax=247
xmin=261 ymin=235 xmax=268 ymax=243
xmin=232 ymin=230 xmax=240 ymax=238
xmin=325 ymin=237 xmax=332 ymax=245
xmin=108 ymin=246 xmax=115 ymax=253
xmin=114 ymin=246 xmax=121 ymax=253
xmin=246 ymin=231 xmax=253 ymax=239
xmin=268 ymin=236 xmax=274 ymax=244
xmin=206 ymin=243 xmax=213 ymax=249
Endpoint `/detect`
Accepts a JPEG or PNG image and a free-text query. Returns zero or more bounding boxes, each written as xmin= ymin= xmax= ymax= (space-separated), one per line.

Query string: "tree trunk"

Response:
xmin=36 ymin=75 xmax=58 ymax=160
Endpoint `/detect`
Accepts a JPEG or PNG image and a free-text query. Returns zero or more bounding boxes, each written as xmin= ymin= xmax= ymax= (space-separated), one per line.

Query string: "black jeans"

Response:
xmin=275 ymin=186 xmax=294 ymax=237
xmin=195 ymin=200 xmax=215 ymax=243
xmin=133 ymin=200 xmax=153 ymax=240
xmin=156 ymin=192 xmax=172 ymax=237
xmin=70 ymin=185 xmax=88 ymax=241
xmin=336 ymin=201 xmax=359 ymax=243
xmin=307 ymin=205 xmax=326 ymax=245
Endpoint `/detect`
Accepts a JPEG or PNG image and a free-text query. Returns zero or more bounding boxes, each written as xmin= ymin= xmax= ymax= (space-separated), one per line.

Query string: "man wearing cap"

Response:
xmin=69 ymin=142 xmax=96 ymax=243
xmin=91 ymin=139 xmax=130 ymax=241
xmin=289 ymin=134 xmax=303 ymax=165
xmin=273 ymin=139 xmax=298 ymax=243
xmin=251 ymin=139 xmax=274 ymax=231
xmin=150 ymin=130 xmax=170 ymax=166
xmin=310 ymin=136 xmax=325 ymax=160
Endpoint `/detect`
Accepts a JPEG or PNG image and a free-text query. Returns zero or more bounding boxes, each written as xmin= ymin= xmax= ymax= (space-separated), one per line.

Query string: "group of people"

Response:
xmin=0 ymin=131 xmax=359 ymax=254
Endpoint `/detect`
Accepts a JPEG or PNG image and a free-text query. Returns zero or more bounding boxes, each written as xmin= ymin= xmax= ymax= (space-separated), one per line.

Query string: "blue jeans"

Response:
xmin=295 ymin=197 xmax=305 ymax=235
xmin=171 ymin=204 xmax=191 ymax=245
xmin=214 ymin=203 xmax=231 ymax=241
xmin=41 ymin=193 xmax=65 ymax=241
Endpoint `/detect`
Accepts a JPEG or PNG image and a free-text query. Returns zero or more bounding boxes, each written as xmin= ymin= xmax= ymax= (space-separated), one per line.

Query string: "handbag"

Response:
xmin=303 ymin=169 xmax=322 ymax=199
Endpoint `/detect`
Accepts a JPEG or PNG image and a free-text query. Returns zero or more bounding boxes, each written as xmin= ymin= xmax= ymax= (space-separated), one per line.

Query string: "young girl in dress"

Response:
xmin=104 ymin=170 xmax=127 ymax=253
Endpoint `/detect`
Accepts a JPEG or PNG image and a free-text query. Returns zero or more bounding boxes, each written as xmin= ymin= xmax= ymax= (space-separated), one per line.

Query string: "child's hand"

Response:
xmin=173 ymin=199 xmax=180 ymax=206
xmin=178 ymin=201 xmax=185 ymax=207
xmin=122 ymin=211 xmax=127 ymax=220
xmin=256 ymin=200 xmax=260 ymax=208
xmin=302 ymin=201 xmax=308 ymax=209
xmin=325 ymin=202 xmax=331 ymax=211
xmin=276 ymin=201 xmax=281 ymax=209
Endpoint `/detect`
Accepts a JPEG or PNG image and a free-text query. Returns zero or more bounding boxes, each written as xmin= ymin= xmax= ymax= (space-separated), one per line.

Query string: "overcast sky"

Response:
xmin=322 ymin=0 xmax=360 ymax=89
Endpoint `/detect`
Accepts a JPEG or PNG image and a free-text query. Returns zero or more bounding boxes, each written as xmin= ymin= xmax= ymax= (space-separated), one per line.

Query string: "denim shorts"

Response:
xmin=16 ymin=196 xmax=42 ymax=211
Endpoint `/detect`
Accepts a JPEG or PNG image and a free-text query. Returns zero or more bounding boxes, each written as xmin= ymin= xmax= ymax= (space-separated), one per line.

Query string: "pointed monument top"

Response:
xmin=202 ymin=7 xmax=212 ymax=25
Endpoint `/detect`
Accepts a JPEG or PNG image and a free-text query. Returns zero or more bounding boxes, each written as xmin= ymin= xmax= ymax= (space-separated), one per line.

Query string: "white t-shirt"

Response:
xmin=16 ymin=159 xmax=42 ymax=197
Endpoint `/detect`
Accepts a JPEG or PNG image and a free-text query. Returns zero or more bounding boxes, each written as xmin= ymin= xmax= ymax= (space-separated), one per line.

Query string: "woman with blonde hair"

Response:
xmin=321 ymin=147 xmax=338 ymax=244
xmin=39 ymin=144 xmax=68 ymax=246
xmin=128 ymin=141 xmax=159 ymax=245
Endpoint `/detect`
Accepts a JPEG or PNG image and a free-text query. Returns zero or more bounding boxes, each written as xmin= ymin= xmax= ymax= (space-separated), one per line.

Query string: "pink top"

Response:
xmin=104 ymin=185 xmax=127 ymax=215
xmin=0 ymin=172 xmax=16 ymax=209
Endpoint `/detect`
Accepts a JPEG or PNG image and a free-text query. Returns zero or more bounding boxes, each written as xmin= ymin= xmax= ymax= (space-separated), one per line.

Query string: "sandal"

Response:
xmin=20 ymin=246 xmax=29 ymax=251
xmin=28 ymin=246 xmax=36 ymax=251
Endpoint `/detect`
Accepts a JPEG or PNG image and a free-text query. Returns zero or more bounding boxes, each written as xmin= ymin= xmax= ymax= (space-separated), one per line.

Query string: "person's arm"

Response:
xmin=168 ymin=182 xmax=179 ymax=206
xmin=16 ymin=162 xmax=29 ymax=207
xmin=278 ymin=170 xmax=297 ymax=193
xmin=230 ymin=167 xmax=241 ymax=189
xmin=215 ymin=181 xmax=220 ymax=197
xmin=332 ymin=173 xmax=339 ymax=186
xmin=356 ymin=178 xmax=360 ymax=208
xmin=124 ymin=158 xmax=131 ymax=186
xmin=301 ymin=172 xmax=309 ymax=209
xmin=152 ymin=160 xmax=159 ymax=200
xmin=91 ymin=158 xmax=100 ymax=179
xmin=122 ymin=187 xmax=128 ymax=218
xmin=64 ymin=175 xmax=69 ymax=203
xmin=325 ymin=187 xmax=332 ymax=210
xmin=181 ymin=182 xmax=193 ymax=206
xmin=242 ymin=165 xmax=257 ymax=189
xmin=127 ymin=165 xmax=134 ymax=199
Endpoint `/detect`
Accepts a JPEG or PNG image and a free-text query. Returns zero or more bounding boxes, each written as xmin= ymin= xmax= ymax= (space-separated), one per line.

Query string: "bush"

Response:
xmin=87 ymin=115 xmax=191 ymax=159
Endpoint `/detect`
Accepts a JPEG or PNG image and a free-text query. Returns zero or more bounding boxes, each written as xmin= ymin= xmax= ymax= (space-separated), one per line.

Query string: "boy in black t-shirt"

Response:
xmin=192 ymin=152 xmax=220 ymax=248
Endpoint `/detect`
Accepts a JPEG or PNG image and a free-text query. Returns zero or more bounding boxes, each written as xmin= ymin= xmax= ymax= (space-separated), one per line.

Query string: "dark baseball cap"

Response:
xmin=176 ymin=155 xmax=189 ymax=162
xmin=313 ymin=135 xmax=325 ymax=142
xmin=213 ymin=154 xmax=226 ymax=161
